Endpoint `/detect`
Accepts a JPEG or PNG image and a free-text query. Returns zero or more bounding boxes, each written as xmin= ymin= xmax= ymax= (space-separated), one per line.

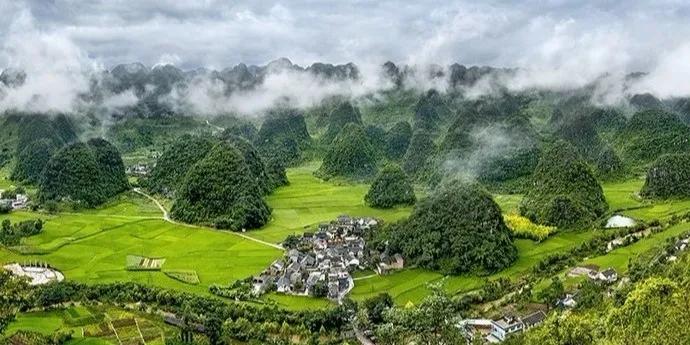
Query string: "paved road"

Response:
xmin=132 ymin=188 xmax=283 ymax=250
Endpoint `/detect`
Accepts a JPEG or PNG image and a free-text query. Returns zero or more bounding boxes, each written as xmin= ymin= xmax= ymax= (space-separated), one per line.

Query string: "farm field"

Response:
xmin=0 ymin=194 xmax=282 ymax=295
xmin=251 ymin=161 xmax=413 ymax=243
xmin=5 ymin=165 xmax=690 ymax=312
xmin=350 ymin=230 xmax=598 ymax=304
xmin=584 ymin=221 xmax=690 ymax=272
xmin=601 ymin=178 xmax=690 ymax=221
xmin=5 ymin=305 xmax=173 ymax=345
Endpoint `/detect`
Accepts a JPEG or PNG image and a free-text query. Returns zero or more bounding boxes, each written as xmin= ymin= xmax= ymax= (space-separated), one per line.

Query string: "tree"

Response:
xmin=316 ymin=123 xmax=378 ymax=180
xmin=376 ymin=286 xmax=464 ymax=345
xmin=519 ymin=140 xmax=607 ymax=227
xmin=384 ymin=121 xmax=412 ymax=161
xmin=537 ymin=277 xmax=565 ymax=306
xmin=387 ymin=182 xmax=517 ymax=274
xmin=39 ymin=139 xmax=128 ymax=207
xmin=145 ymin=134 xmax=216 ymax=196
xmin=364 ymin=164 xmax=415 ymax=208
xmin=170 ymin=141 xmax=271 ymax=230
xmin=641 ymin=153 xmax=690 ymax=199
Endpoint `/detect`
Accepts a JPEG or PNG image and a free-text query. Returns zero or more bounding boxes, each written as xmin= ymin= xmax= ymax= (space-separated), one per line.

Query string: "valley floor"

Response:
xmin=2 ymin=162 xmax=690 ymax=317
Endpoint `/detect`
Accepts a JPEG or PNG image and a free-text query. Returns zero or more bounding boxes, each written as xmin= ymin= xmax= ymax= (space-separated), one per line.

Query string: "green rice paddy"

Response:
xmin=3 ymin=164 xmax=690 ymax=317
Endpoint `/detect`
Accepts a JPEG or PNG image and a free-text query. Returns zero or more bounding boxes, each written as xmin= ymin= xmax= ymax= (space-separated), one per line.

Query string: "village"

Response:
xmin=251 ymin=215 xmax=404 ymax=301
xmin=0 ymin=188 xmax=29 ymax=211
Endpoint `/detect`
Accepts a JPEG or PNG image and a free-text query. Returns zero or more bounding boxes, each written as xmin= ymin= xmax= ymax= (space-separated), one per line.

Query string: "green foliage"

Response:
xmin=170 ymin=141 xmax=271 ymax=230
xmin=39 ymin=139 xmax=129 ymax=207
xmin=384 ymin=121 xmax=412 ymax=161
xmin=402 ymin=130 xmax=436 ymax=180
xmin=316 ymin=123 xmax=378 ymax=180
xmin=616 ymin=109 xmax=690 ymax=163
xmin=413 ymin=89 xmax=447 ymax=133
xmin=520 ymin=141 xmax=608 ymax=227
xmin=375 ymin=286 xmax=465 ymax=345
xmin=537 ymin=277 xmax=564 ymax=305
xmin=11 ymin=139 xmax=57 ymax=184
xmin=388 ymin=183 xmax=517 ymax=274
xmin=364 ymin=164 xmax=415 ymax=208
xmin=641 ymin=153 xmax=690 ymax=199
xmin=223 ymin=135 xmax=273 ymax=195
xmin=256 ymin=108 xmax=311 ymax=166
xmin=145 ymin=134 xmax=216 ymax=196
xmin=0 ymin=219 xmax=43 ymax=246
xmin=322 ymin=101 xmax=363 ymax=144
xmin=9 ymin=114 xmax=77 ymax=184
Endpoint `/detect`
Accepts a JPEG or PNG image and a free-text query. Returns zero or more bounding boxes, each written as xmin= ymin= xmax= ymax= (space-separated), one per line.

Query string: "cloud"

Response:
xmin=2 ymin=0 xmax=690 ymax=114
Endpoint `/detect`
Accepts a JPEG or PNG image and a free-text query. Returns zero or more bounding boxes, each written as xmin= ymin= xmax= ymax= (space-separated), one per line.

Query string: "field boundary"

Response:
xmin=132 ymin=188 xmax=284 ymax=250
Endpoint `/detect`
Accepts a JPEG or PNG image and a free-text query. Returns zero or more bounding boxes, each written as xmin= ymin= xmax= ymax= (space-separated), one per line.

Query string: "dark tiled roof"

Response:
xmin=522 ymin=311 xmax=547 ymax=327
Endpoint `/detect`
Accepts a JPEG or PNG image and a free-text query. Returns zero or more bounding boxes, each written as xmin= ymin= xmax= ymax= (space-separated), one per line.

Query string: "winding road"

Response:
xmin=132 ymin=188 xmax=283 ymax=250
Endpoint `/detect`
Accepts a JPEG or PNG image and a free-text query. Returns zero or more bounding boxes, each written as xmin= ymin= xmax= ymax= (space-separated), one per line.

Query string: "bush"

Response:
xmin=504 ymin=213 xmax=557 ymax=242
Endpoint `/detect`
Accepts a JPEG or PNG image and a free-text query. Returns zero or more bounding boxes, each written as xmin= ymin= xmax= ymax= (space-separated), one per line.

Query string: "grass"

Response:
xmin=0 ymin=203 xmax=281 ymax=296
xmin=4 ymin=311 xmax=66 ymax=335
xmin=4 ymin=306 xmax=173 ymax=344
xmin=0 ymin=164 xmax=15 ymax=189
xmin=602 ymin=178 xmax=690 ymax=221
xmin=350 ymin=230 xmax=598 ymax=305
xmin=494 ymin=194 xmax=523 ymax=213
xmin=251 ymin=161 xmax=413 ymax=243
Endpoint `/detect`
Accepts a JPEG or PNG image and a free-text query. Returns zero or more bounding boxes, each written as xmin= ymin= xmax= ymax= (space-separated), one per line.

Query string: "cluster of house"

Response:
xmin=666 ymin=236 xmax=690 ymax=262
xmin=126 ymin=163 xmax=150 ymax=177
xmin=459 ymin=310 xmax=548 ymax=343
xmin=568 ymin=265 xmax=618 ymax=284
xmin=252 ymin=215 xmax=403 ymax=301
xmin=0 ymin=190 xmax=28 ymax=210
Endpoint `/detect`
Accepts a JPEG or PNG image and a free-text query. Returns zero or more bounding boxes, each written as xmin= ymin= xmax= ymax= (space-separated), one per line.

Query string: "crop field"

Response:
xmin=5 ymin=167 xmax=690 ymax=313
xmin=251 ymin=162 xmax=413 ymax=243
xmin=0 ymin=193 xmax=282 ymax=295
xmin=5 ymin=306 xmax=172 ymax=345
xmin=602 ymin=178 xmax=690 ymax=221
xmin=350 ymin=230 xmax=598 ymax=304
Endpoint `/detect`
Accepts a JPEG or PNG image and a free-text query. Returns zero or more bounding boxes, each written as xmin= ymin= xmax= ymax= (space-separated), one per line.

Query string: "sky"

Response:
xmin=2 ymin=0 xmax=690 ymax=72
xmin=2 ymin=0 xmax=690 ymax=114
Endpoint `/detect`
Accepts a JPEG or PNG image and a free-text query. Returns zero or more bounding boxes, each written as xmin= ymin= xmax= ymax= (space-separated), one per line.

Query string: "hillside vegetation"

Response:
xmin=170 ymin=141 xmax=271 ymax=230
xmin=520 ymin=140 xmax=608 ymax=227
xmin=317 ymin=123 xmax=378 ymax=180
xmin=387 ymin=183 xmax=517 ymax=274
xmin=365 ymin=164 xmax=416 ymax=208
xmin=641 ymin=153 xmax=690 ymax=199
xmin=39 ymin=139 xmax=128 ymax=207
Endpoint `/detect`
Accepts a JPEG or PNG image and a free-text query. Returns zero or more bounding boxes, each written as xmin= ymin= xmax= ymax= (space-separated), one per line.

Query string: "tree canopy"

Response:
xmin=39 ymin=139 xmax=128 ymax=207
xmin=145 ymin=134 xmax=216 ymax=196
xmin=316 ymin=123 xmax=378 ymax=180
xmin=387 ymin=183 xmax=517 ymax=274
xmin=365 ymin=164 xmax=416 ymax=208
xmin=641 ymin=153 xmax=690 ymax=199
xmin=384 ymin=121 xmax=412 ymax=161
xmin=519 ymin=140 xmax=607 ymax=227
xmin=322 ymin=101 xmax=363 ymax=143
xmin=170 ymin=141 xmax=271 ymax=230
